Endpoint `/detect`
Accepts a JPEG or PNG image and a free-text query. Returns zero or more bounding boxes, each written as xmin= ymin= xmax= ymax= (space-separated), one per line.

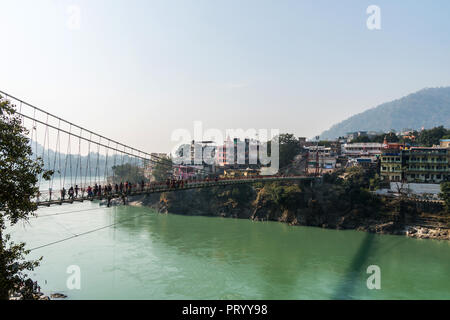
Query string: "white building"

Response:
xmin=341 ymin=143 xmax=382 ymax=159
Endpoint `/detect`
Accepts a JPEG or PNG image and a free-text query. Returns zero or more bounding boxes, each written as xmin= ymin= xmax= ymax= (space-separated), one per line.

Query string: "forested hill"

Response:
xmin=320 ymin=87 xmax=450 ymax=140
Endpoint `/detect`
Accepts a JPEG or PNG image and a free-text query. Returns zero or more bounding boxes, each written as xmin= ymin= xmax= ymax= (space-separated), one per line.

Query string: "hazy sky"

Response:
xmin=1 ymin=0 xmax=450 ymax=153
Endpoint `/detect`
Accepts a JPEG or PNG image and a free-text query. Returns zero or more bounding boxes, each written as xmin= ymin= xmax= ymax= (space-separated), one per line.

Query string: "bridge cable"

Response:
xmin=35 ymin=206 xmax=113 ymax=218
xmin=29 ymin=211 xmax=151 ymax=252
xmin=74 ymin=128 xmax=82 ymax=195
xmin=104 ymin=139 xmax=110 ymax=186
xmin=62 ymin=124 xmax=72 ymax=190
xmin=37 ymin=114 xmax=49 ymax=195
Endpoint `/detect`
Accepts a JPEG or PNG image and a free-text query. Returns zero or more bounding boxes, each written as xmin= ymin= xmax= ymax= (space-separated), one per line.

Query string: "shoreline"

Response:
xmin=128 ymin=199 xmax=450 ymax=241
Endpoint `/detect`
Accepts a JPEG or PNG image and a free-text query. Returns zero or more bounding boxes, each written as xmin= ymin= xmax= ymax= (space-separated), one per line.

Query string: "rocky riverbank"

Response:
xmin=9 ymin=290 xmax=68 ymax=300
xmin=8 ymin=277 xmax=68 ymax=300
xmin=127 ymin=181 xmax=450 ymax=241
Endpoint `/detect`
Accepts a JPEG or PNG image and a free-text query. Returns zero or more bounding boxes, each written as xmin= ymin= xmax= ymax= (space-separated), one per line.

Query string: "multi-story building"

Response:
xmin=380 ymin=143 xmax=403 ymax=182
xmin=341 ymin=143 xmax=382 ymax=159
xmin=305 ymin=146 xmax=337 ymax=171
xmin=345 ymin=131 xmax=368 ymax=142
xmin=380 ymin=144 xmax=449 ymax=184
xmin=402 ymin=147 xmax=449 ymax=183
xmin=216 ymin=137 xmax=260 ymax=169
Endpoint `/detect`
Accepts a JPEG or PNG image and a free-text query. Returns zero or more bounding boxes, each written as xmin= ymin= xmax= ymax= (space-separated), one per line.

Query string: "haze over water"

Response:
xmin=9 ymin=202 xmax=450 ymax=299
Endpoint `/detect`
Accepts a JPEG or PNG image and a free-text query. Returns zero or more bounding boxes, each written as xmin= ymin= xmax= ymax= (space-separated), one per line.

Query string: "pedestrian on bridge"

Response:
xmin=68 ymin=187 xmax=74 ymax=200
xmin=75 ymin=185 xmax=79 ymax=198
xmin=61 ymin=187 xmax=66 ymax=200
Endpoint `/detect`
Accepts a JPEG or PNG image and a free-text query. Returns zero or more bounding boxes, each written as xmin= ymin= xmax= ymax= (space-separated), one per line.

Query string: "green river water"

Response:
xmin=9 ymin=202 xmax=450 ymax=299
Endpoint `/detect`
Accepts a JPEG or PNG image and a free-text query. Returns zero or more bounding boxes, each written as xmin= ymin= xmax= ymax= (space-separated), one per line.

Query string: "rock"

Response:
xmin=50 ymin=293 xmax=67 ymax=299
xmin=375 ymin=222 xmax=396 ymax=233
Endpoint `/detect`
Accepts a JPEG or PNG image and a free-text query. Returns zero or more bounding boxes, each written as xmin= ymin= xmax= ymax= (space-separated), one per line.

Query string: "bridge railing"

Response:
xmin=33 ymin=175 xmax=317 ymax=206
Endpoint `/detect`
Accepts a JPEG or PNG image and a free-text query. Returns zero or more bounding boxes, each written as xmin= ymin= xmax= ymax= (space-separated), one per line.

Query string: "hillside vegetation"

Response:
xmin=320 ymin=87 xmax=450 ymax=140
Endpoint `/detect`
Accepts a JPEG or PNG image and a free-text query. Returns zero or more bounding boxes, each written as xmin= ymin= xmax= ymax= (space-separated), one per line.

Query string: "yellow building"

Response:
xmin=440 ymin=139 xmax=450 ymax=148
xmin=380 ymin=152 xmax=403 ymax=182
xmin=381 ymin=146 xmax=449 ymax=183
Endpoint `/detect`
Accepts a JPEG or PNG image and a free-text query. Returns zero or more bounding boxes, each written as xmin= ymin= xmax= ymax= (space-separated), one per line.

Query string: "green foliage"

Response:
xmin=317 ymin=140 xmax=333 ymax=147
xmin=111 ymin=163 xmax=147 ymax=183
xmin=349 ymin=126 xmax=450 ymax=147
xmin=416 ymin=126 xmax=450 ymax=147
xmin=0 ymin=95 xmax=51 ymax=300
xmin=278 ymin=133 xmax=303 ymax=170
xmin=351 ymin=132 xmax=399 ymax=143
xmin=262 ymin=183 xmax=303 ymax=208
xmin=369 ymin=174 xmax=382 ymax=191
xmin=440 ymin=182 xmax=450 ymax=212
xmin=322 ymin=172 xmax=341 ymax=184
xmin=351 ymin=135 xmax=371 ymax=143
xmin=320 ymin=87 xmax=450 ymax=140
xmin=152 ymin=157 xmax=173 ymax=182
xmin=325 ymin=167 xmax=382 ymax=215
xmin=343 ymin=166 xmax=373 ymax=190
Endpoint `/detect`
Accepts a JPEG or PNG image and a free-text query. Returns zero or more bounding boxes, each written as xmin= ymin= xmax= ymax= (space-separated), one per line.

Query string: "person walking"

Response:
xmin=68 ymin=186 xmax=74 ymax=199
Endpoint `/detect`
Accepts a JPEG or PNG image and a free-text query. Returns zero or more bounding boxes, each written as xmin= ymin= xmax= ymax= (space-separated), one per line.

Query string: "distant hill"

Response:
xmin=320 ymin=87 xmax=450 ymax=140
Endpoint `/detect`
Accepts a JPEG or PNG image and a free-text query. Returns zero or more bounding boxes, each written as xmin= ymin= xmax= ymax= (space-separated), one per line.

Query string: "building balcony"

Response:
xmin=408 ymin=160 xmax=447 ymax=163
xmin=406 ymin=168 xmax=448 ymax=173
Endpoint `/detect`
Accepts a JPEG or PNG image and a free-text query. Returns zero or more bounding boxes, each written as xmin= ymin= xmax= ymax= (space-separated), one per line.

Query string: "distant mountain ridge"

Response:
xmin=320 ymin=87 xmax=450 ymax=140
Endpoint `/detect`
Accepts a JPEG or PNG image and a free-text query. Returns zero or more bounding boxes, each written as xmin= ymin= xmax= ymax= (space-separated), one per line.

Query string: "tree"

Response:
xmin=111 ymin=163 xmax=146 ymax=184
xmin=440 ymin=182 xmax=450 ymax=213
xmin=278 ymin=134 xmax=302 ymax=170
xmin=0 ymin=95 xmax=51 ymax=300
xmin=417 ymin=126 xmax=449 ymax=147
xmin=351 ymin=135 xmax=371 ymax=143
xmin=351 ymin=132 xmax=399 ymax=143
xmin=152 ymin=157 xmax=173 ymax=182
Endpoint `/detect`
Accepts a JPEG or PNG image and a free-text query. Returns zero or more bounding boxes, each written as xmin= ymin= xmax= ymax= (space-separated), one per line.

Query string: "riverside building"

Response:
xmin=380 ymin=142 xmax=449 ymax=184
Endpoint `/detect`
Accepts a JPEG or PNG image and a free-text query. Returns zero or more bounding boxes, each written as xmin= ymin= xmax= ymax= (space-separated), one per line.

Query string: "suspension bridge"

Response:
xmin=1 ymin=90 xmax=317 ymax=208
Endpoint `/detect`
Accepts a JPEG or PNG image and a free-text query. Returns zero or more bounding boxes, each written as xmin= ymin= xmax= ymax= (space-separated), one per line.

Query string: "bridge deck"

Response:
xmin=35 ymin=176 xmax=317 ymax=207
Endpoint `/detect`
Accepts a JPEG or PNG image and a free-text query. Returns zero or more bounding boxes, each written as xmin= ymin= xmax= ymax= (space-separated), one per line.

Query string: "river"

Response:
xmin=8 ymin=202 xmax=450 ymax=299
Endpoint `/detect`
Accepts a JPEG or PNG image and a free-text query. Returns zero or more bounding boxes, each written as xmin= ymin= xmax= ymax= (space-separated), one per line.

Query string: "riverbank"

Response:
xmin=10 ymin=202 xmax=450 ymax=299
xmin=126 ymin=181 xmax=450 ymax=241
xmin=7 ymin=281 xmax=67 ymax=300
